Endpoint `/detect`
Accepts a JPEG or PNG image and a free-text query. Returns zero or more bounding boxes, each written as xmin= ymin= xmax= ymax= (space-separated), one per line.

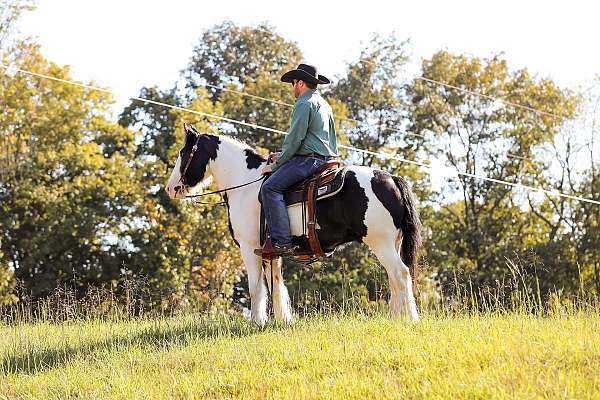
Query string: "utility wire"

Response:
xmin=200 ymin=81 xmax=425 ymax=138
xmin=359 ymin=58 xmax=563 ymax=120
xmin=3 ymin=64 xmax=599 ymax=206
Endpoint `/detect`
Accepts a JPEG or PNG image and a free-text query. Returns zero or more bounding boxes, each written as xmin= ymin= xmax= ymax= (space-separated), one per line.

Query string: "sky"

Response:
xmin=16 ymin=0 xmax=600 ymax=113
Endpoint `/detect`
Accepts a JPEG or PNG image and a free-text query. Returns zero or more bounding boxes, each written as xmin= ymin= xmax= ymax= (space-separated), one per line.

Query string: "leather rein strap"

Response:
xmin=184 ymin=176 xmax=265 ymax=199
xmin=179 ymin=134 xmax=266 ymax=202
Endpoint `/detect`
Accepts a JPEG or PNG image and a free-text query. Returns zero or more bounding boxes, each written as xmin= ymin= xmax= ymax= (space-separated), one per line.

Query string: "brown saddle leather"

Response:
xmin=284 ymin=160 xmax=346 ymax=206
xmin=259 ymin=160 xmax=347 ymax=260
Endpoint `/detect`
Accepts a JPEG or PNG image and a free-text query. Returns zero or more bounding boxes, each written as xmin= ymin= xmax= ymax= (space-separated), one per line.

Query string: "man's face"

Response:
xmin=291 ymin=79 xmax=302 ymax=98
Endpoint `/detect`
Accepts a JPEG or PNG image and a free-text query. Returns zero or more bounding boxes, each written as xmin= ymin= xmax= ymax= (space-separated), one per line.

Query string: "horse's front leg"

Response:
xmin=268 ymin=257 xmax=293 ymax=323
xmin=240 ymin=244 xmax=268 ymax=325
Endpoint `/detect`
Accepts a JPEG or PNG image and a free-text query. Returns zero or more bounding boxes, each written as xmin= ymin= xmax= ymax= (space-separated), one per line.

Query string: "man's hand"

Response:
xmin=268 ymin=152 xmax=279 ymax=163
xmin=260 ymin=164 xmax=273 ymax=175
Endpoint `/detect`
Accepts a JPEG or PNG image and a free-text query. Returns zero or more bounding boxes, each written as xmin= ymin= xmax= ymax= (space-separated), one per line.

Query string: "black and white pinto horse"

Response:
xmin=166 ymin=125 xmax=422 ymax=324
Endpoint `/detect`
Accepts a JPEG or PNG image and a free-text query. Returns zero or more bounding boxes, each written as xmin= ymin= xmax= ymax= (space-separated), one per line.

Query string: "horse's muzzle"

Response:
xmin=165 ymin=184 xmax=185 ymax=199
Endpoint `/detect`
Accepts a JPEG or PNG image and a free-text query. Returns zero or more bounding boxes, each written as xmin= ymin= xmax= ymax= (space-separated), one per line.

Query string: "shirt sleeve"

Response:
xmin=271 ymin=102 xmax=311 ymax=172
xmin=329 ymin=116 xmax=339 ymax=155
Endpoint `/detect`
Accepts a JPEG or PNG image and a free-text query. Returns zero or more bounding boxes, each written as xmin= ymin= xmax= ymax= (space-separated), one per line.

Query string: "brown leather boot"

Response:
xmin=254 ymin=240 xmax=297 ymax=258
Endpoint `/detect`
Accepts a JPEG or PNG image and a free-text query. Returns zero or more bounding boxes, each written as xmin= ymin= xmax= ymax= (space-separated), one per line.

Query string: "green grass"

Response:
xmin=1 ymin=311 xmax=599 ymax=399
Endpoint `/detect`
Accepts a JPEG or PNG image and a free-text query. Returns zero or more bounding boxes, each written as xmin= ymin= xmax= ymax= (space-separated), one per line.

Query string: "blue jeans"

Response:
xmin=261 ymin=155 xmax=326 ymax=246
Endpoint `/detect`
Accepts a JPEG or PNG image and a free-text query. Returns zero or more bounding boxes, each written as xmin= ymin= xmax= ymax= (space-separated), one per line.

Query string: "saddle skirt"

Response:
xmin=283 ymin=161 xmax=348 ymax=206
xmin=259 ymin=161 xmax=348 ymax=259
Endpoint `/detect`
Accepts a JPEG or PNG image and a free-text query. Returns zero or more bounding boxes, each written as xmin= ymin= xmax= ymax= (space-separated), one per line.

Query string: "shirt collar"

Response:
xmin=296 ymin=89 xmax=316 ymax=102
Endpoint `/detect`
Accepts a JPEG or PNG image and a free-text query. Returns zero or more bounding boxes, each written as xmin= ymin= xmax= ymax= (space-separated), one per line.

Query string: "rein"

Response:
xmin=179 ymin=133 xmax=267 ymax=205
xmin=184 ymin=175 xmax=266 ymax=205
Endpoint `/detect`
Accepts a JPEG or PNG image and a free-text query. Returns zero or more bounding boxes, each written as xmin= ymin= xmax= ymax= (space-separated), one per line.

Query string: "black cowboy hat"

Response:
xmin=280 ymin=63 xmax=331 ymax=85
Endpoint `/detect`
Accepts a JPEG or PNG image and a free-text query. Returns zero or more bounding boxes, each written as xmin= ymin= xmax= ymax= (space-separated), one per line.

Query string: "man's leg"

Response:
xmin=261 ymin=156 xmax=325 ymax=247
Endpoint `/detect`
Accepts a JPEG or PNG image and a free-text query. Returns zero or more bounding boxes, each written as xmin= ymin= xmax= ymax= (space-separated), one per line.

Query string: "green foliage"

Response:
xmin=0 ymin=253 xmax=17 ymax=306
xmin=183 ymin=22 xmax=304 ymax=153
xmin=119 ymin=86 xmax=181 ymax=163
xmin=407 ymin=51 xmax=582 ymax=300
xmin=284 ymin=243 xmax=387 ymax=312
xmin=0 ymin=42 xmax=139 ymax=300
xmin=329 ymin=34 xmax=411 ymax=167
xmin=184 ymin=21 xmax=302 ymax=93
xmin=219 ymin=71 xmax=295 ymax=148
xmin=2 ymin=14 xmax=598 ymax=313
xmin=572 ymin=167 xmax=600 ymax=295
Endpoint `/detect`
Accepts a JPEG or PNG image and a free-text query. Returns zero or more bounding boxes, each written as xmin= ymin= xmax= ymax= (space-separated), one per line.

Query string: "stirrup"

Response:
xmin=254 ymin=242 xmax=297 ymax=259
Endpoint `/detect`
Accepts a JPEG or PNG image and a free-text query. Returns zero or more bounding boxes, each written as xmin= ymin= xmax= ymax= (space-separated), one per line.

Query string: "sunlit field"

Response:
xmin=1 ymin=305 xmax=599 ymax=399
xmin=3 ymin=3 xmax=600 ymax=399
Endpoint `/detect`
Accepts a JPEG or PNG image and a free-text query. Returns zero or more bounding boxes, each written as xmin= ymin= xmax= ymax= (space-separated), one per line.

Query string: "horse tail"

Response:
xmin=392 ymin=175 xmax=422 ymax=292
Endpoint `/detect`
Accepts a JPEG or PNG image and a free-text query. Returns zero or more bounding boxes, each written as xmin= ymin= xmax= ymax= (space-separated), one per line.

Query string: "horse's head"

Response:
xmin=165 ymin=123 xmax=220 ymax=199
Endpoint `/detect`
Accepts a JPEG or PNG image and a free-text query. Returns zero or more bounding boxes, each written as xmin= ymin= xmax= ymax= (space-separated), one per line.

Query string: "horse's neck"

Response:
xmin=210 ymin=139 xmax=265 ymax=191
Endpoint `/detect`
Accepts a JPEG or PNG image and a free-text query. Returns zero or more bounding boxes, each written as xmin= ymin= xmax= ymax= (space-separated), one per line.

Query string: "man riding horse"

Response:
xmin=259 ymin=63 xmax=339 ymax=257
xmin=165 ymin=64 xmax=421 ymax=323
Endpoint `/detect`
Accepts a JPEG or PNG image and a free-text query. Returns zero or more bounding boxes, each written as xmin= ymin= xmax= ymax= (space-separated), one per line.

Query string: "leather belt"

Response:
xmin=297 ymin=153 xmax=336 ymax=160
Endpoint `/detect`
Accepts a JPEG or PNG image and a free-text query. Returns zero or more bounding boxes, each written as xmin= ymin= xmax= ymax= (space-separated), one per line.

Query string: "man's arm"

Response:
xmin=271 ymin=102 xmax=310 ymax=172
xmin=328 ymin=116 xmax=339 ymax=155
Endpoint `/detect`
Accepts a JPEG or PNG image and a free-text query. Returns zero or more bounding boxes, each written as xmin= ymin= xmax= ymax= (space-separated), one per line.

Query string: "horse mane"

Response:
xmin=216 ymin=134 xmax=266 ymax=159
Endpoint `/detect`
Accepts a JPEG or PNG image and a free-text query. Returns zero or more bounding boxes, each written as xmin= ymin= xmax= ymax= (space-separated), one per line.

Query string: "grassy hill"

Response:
xmin=1 ymin=311 xmax=599 ymax=399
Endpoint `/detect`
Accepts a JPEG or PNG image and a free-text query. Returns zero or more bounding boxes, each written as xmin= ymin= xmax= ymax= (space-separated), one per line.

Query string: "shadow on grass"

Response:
xmin=2 ymin=316 xmax=288 ymax=376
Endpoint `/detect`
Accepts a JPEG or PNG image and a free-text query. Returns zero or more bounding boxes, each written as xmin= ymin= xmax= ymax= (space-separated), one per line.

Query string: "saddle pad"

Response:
xmin=284 ymin=167 xmax=348 ymax=206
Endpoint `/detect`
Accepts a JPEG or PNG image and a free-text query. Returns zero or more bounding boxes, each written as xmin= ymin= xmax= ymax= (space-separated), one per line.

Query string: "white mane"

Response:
xmin=216 ymin=134 xmax=259 ymax=154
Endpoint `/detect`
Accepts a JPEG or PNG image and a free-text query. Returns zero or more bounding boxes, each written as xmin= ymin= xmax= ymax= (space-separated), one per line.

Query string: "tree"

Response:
xmin=407 ymin=51 xmax=578 ymax=300
xmin=0 ymin=0 xmax=34 ymax=48
xmin=183 ymin=22 xmax=304 ymax=151
xmin=0 ymin=41 xmax=139 ymax=300
xmin=184 ymin=21 xmax=302 ymax=95
xmin=329 ymin=34 xmax=411 ymax=167
xmin=544 ymin=81 xmax=600 ymax=299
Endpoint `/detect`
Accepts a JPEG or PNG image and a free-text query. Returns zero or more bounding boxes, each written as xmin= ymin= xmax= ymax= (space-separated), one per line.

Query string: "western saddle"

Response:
xmin=258 ymin=160 xmax=347 ymax=261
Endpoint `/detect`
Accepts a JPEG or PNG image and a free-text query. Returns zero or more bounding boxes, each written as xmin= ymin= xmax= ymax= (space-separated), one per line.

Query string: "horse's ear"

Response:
xmin=189 ymin=124 xmax=200 ymax=135
xmin=183 ymin=123 xmax=201 ymax=136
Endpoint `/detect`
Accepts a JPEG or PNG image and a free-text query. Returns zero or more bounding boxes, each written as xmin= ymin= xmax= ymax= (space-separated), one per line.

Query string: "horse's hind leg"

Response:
xmin=367 ymin=239 xmax=419 ymax=320
xmin=268 ymin=258 xmax=293 ymax=323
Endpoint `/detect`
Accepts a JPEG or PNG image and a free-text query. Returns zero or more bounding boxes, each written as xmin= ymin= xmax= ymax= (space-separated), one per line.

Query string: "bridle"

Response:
xmin=179 ymin=134 xmax=202 ymax=188
xmin=177 ymin=134 xmax=267 ymax=205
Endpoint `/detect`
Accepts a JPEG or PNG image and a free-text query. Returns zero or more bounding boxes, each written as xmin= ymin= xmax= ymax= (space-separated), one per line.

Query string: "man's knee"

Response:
xmin=260 ymin=185 xmax=273 ymax=204
xmin=262 ymin=178 xmax=283 ymax=195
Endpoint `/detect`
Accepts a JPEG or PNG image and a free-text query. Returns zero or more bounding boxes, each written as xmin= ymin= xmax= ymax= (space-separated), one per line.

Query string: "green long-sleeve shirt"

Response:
xmin=271 ymin=89 xmax=338 ymax=172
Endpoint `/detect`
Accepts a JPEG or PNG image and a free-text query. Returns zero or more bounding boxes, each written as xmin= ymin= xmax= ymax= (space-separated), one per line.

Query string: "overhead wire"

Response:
xmin=2 ymin=64 xmax=599 ymax=206
xmin=359 ymin=58 xmax=564 ymax=120
xmin=199 ymin=81 xmax=425 ymax=138
xmin=240 ymin=27 xmax=564 ymax=139
xmin=416 ymin=76 xmax=561 ymax=119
